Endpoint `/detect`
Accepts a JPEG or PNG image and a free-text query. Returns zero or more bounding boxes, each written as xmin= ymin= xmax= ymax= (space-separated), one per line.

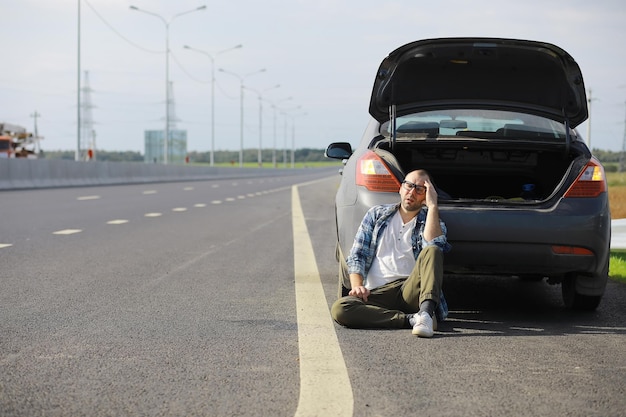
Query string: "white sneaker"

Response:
xmin=412 ymin=311 xmax=434 ymax=338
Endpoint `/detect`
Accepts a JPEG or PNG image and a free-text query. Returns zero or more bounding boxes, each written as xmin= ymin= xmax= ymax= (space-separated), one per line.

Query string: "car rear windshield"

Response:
xmin=381 ymin=109 xmax=568 ymax=141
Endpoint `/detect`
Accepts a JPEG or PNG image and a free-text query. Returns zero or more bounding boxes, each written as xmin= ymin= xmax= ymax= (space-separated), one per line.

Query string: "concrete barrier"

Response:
xmin=0 ymin=159 xmax=301 ymax=191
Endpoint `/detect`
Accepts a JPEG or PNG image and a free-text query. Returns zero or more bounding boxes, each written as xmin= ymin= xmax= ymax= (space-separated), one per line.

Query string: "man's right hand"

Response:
xmin=349 ymin=285 xmax=370 ymax=302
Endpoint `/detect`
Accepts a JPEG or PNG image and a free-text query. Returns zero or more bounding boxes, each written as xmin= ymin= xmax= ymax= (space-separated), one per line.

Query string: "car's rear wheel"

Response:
xmin=338 ymin=259 xmax=350 ymax=298
xmin=561 ymin=275 xmax=602 ymax=311
xmin=336 ymin=243 xmax=351 ymax=298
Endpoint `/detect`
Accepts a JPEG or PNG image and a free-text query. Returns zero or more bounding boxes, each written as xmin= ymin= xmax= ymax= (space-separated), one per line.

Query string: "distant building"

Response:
xmin=144 ymin=130 xmax=187 ymax=164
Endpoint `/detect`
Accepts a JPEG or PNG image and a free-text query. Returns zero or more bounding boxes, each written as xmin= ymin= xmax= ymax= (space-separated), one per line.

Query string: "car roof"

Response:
xmin=369 ymin=37 xmax=588 ymax=127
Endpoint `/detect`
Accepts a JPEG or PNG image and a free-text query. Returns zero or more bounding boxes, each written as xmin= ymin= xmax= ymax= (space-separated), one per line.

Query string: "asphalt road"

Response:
xmin=1 ymin=169 xmax=625 ymax=417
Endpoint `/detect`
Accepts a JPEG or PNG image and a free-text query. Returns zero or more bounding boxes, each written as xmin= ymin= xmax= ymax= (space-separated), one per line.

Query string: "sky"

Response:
xmin=2 ymin=0 xmax=626 ymax=154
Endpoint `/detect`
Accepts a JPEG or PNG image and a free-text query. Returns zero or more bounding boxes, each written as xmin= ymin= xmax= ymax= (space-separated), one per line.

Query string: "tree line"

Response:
xmin=39 ymin=148 xmax=328 ymax=164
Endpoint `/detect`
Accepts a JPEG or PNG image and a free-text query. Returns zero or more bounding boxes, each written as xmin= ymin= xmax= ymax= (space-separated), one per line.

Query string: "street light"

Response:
xmin=288 ymin=112 xmax=307 ymax=168
xmin=218 ymin=68 xmax=266 ymax=167
xmin=267 ymin=97 xmax=292 ymax=168
xmin=183 ymin=44 xmax=242 ymax=166
xmin=281 ymin=105 xmax=301 ymax=167
xmin=130 ymin=4 xmax=206 ymax=164
xmin=246 ymin=84 xmax=280 ymax=166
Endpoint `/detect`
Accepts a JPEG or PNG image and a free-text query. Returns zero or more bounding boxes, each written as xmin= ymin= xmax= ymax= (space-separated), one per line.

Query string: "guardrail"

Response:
xmin=0 ymin=159 xmax=295 ymax=190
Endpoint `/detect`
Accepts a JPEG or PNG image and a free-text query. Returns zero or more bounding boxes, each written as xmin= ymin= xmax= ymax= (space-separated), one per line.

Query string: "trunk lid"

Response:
xmin=369 ymin=38 xmax=588 ymax=128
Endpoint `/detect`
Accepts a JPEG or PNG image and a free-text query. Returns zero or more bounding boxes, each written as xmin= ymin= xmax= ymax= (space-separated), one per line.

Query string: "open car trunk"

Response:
xmin=371 ymin=136 xmax=590 ymax=203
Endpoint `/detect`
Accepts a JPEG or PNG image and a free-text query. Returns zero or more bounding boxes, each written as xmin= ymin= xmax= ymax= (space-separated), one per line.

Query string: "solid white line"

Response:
xmin=291 ymin=185 xmax=353 ymax=417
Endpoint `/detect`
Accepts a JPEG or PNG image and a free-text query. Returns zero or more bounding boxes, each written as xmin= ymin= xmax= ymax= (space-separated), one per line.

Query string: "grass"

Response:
xmin=189 ymin=161 xmax=343 ymax=169
xmin=606 ymin=172 xmax=626 ymax=283
xmin=610 ymin=250 xmax=626 ymax=283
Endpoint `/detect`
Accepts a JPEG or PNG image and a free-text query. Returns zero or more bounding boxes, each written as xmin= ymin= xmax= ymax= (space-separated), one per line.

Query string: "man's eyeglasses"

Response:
xmin=401 ymin=181 xmax=426 ymax=194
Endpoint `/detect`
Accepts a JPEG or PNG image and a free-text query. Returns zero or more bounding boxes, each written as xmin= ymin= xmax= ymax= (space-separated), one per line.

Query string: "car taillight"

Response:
xmin=564 ymin=157 xmax=607 ymax=198
xmin=355 ymin=151 xmax=401 ymax=192
xmin=552 ymin=245 xmax=594 ymax=255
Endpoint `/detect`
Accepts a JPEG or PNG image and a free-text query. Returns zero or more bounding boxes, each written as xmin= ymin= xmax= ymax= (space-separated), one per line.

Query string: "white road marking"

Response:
xmin=0 ymin=244 xmax=13 ymax=249
xmin=291 ymin=185 xmax=353 ymax=417
xmin=184 ymin=187 xmax=194 ymax=191
xmin=194 ymin=203 xmax=207 ymax=208
xmin=145 ymin=213 xmax=162 ymax=217
xmin=77 ymin=195 xmax=100 ymax=201
xmin=143 ymin=190 xmax=157 ymax=195
xmin=53 ymin=229 xmax=82 ymax=235
xmin=107 ymin=220 xmax=129 ymax=225
xmin=211 ymin=200 xmax=222 ymax=204
xmin=225 ymin=198 xmax=235 ymax=202
xmin=172 ymin=207 xmax=187 ymax=212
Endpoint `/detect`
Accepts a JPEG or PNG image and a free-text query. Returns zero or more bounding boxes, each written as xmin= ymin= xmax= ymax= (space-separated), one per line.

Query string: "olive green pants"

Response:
xmin=331 ymin=245 xmax=443 ymax=329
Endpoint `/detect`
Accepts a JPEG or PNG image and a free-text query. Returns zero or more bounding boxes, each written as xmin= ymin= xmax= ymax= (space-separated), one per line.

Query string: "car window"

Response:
xmin=382 ymin=109 xmax=567 ymax=140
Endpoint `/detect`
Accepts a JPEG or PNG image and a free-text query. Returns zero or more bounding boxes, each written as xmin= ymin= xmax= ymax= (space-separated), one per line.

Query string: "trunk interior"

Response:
xmin=373 ymin=139 xmax=589 ymax=202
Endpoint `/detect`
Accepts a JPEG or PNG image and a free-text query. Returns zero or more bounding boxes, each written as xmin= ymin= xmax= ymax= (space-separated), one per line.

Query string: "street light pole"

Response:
xmin=288 ymin=112 xmax=307 ymax=168
xmin=183 ymin=44 xmax=242 ymax=166
xmin=77 ymin=0 xmax=81 ymax=161
xmin=218 ymin=68 xmax=266 ymax=167
xmin=280 ymin=106 xmax=301 ymax=167
xmin=130 ymin=4 xmax=206 ymax=164
xmin=246 ymin=85 xmax=280 ymax=166
xmin=267 ymin=97 xmax=292 ymax=168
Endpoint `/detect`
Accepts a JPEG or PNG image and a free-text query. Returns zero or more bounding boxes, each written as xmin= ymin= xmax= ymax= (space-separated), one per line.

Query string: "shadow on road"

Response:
xmin=440 ymin=275 xmax=626 ymax=338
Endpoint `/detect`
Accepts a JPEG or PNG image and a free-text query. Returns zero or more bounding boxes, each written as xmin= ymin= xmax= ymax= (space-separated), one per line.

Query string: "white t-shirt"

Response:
xmin=365 ymin=211 xmax=416 ymax=290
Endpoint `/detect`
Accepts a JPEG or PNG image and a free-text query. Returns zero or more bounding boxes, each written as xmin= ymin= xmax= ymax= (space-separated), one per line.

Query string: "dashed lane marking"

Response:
xmin=291 ymin=185 xmax=353 ymax=417
xmin=77 ymin=195 xmax=100 ymax=201
xmin=107 ymin=220 xmax=129 ymax=225
xmin=194 ymin=204 xmax=207 ymax=208
xmin=145 ymin=213 xmax=162 ymax=217
xmin=53 ymin=229 xmax=83 ymax=235
xmin=183 ymin=187 xmax=194 ymax=191
xmin=143 ymin=190 xmax=158 ymax=195
xmin=172 ymin=207 xmax=187 ymax=212
xmin=211 ymin=200 xmax=222 ymax=204
xmin=0 ymin=244 xmax=13 ymax=249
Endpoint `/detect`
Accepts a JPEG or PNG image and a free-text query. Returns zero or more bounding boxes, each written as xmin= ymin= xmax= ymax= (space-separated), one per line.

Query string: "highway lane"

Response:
xmin=2 ymin=168 xmax=626 ymax=416
xmin=0 ymin=169 xmax=335 ymax=416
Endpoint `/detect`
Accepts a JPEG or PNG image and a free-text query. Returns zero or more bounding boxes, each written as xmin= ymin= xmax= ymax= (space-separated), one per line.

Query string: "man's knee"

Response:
xmin=419 ymin=245 xmax=443 ymax=262
xmin=331 ymin=298 xmax=348 ymax=326
xmin=331 ymin=297 xmax=357 ymax=327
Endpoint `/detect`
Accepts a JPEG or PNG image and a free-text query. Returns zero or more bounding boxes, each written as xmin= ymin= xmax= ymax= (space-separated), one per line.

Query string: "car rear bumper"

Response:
xmin=441 ymin=198 xmax=611 ymax=282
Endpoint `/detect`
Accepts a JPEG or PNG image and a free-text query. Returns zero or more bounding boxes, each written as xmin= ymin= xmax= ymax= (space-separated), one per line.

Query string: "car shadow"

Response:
xmin=439 ymin=275 xmax=626 ymax=337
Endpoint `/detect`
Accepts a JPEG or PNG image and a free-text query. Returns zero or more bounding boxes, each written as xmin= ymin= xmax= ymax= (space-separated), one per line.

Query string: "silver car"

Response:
xmin=326 ymin=37 xmax=610 ymax=310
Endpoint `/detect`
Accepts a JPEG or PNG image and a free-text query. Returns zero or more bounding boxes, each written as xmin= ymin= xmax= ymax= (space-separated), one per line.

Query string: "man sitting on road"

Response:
xmin=331 ymin=169 xmax=451 ymax=337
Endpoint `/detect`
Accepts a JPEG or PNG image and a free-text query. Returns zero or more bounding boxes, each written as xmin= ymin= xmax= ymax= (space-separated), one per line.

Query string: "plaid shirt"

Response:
xmin=346 ymin=203 xmax=452 ymax=320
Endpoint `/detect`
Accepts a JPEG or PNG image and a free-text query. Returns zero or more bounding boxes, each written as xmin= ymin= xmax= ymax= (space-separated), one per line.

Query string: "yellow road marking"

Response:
xmin=291 ymin=185 xmax=353 ymax=417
